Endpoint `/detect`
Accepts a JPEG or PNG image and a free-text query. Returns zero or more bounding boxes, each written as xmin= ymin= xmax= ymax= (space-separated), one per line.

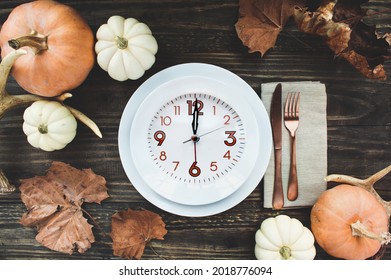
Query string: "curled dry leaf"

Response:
xmin=235 ymin=0 xmax=304 ymax=56
xmin=19 ymin=161 xmax=109 ymax=254
xmin=294 ymin=0 xmax=390 ymax=80
xmin=235 ymin=0 xmax=390 ymax=80
xmin=111 ymin=209 xmax=167 ymax=260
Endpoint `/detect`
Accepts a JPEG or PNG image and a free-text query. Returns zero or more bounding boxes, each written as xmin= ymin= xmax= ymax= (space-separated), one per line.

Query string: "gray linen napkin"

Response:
xmin=261 ymin=82 xmax=327 ymax=208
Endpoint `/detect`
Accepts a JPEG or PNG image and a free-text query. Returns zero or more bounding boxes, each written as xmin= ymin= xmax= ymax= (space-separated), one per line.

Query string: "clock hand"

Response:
xmin=188 ymin=141 xmax=201 ymax=177
xmin=183 ymin=126 xmax=225 ymax=144
xmin=188 ymin=98 xmax=202 ymax=177
xmin=191 ymin=98 xmax=199 ymax=135
xmin=193 ymin=141 xmax=197 ymax=163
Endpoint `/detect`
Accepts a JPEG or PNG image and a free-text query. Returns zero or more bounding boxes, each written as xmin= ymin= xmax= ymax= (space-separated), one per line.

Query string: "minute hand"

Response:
xmin=183 ymin=126 xmax=225 ymax=144
xmin=191 ymin=98 xmax=199 ymax=135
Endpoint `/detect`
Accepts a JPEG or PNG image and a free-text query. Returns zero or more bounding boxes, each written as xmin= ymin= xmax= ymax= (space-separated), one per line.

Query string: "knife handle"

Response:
xmin=272 ymin=148 xmax=284 ymax=210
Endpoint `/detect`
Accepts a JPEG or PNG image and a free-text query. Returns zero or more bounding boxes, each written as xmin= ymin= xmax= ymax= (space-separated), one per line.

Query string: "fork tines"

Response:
xmin=284 ymin=92 xmax=300 ymax=120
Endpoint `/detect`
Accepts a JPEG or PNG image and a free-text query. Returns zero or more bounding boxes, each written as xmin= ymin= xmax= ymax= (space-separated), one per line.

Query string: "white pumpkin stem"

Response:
xmin=279 ymin=246 xmax=292 ymax=260
xmin=0 ymin=50 xmax=102 ymax=193
xmin=325 ymin=165 xmax=391 ymax=217
xmin=115 ymin=36 xmax=128 ymax=49
xmin=351 ymin=220 xmax=391 ymax=245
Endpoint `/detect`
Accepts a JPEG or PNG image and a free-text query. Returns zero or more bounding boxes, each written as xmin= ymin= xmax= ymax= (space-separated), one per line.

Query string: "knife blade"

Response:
xmin=270 ymin=83 xmax=284 ymax=210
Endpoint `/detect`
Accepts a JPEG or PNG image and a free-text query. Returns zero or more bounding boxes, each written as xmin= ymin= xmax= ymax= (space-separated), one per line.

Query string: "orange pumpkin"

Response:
xmin=0 ymin=0 xmax=94 ymax=97
xmin=311 ymin=184 xmax=389 ymax=260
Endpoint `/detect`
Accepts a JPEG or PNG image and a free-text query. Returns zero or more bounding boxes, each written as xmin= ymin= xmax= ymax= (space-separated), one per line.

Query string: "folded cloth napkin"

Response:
xmin=261 ymin=81 xmax=328 ymax=208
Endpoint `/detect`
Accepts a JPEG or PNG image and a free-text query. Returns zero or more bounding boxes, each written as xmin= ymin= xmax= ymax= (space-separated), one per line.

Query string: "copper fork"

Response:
xmin=284 ymin=92 xmax=300 ymax=201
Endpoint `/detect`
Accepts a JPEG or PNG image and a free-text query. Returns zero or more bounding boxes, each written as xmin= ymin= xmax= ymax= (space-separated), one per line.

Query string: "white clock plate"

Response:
xmin=118 ymin=63 xmax=272 ymax=217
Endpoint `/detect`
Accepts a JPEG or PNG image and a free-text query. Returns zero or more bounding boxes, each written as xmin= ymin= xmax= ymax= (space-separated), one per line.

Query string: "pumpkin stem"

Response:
xmin=351 ymin=220 xmax=391 ymax=245
xmin=38 ymin=124 xmax=48 ymax=134
xmin=325 ymin=165 xmax=391 ymax=218
xmin=115 ymin=36 xmax=128 ymax=49
xmin=279 ymin=246 xmax=292 ymax=260
xmin=8 ymin=34 xmax=48 ymax=55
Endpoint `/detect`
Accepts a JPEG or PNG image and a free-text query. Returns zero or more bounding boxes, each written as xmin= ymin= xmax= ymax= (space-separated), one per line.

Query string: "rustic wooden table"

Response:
xmin=0 ymin=0 xmax=390 ymax=260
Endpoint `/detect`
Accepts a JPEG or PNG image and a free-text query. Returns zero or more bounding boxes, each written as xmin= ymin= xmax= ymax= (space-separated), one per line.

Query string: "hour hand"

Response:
xmin=191 ymin=98 xmax=199 ymax=135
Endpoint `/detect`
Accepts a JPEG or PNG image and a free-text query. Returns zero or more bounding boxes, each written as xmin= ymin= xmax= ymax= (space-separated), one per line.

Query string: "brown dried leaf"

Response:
xmin=294 ymin=0 xmax=390 ymax=80
xmin=111 ymin=209 xmax=167 ymax=260
xmin=294 ymin=2 xmax=352 ymax=54
xmin=235 ymin=0 xmax=303 ymax=56
xmin=19 ymin=161 xmax=109 ymax=254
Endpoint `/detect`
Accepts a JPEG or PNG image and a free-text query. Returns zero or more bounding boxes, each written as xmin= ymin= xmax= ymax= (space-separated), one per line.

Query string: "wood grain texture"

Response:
xmin=0 ymin=0 xmax=390 ymax=260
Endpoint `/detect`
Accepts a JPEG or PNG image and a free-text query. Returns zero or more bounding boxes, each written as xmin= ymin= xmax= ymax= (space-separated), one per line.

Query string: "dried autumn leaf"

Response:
xmin=235 ymin=0 xmax=303 ymax=56
xmin=294 ymin=0 xmax=390 ymax=80
xmin=111 ymin=209 xmax=167 ymax=260
xmin=19 ymin=161 xmax=109 ymax=254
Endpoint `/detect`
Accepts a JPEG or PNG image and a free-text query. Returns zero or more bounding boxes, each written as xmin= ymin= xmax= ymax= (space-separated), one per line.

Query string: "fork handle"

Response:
xmin=287 ymin=136 xmax=298 ymax=201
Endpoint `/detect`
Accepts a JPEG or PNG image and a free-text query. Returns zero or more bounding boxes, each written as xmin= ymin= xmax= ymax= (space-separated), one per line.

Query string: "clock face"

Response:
xmin=120 ymin=63 xmax=272 ymax=216
xmin=148 ymin=93 xmax=246 ymax=184
xmin=130 ymin=75 xmax=261 ymax=206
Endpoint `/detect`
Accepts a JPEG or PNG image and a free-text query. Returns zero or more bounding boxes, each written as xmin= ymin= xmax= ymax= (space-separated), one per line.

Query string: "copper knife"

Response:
xmin=270 ymin=83 xmax=284 ymax=209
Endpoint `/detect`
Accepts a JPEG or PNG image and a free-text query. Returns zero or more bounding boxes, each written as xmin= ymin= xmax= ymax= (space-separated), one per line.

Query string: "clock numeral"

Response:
xmin=154 ymin=130 xmax=166 ymax=146
xmin=213 ymin=105 xmax=217 ymax=115
xmin=223 ymin=150 xmax=231 ymax=160
xmin=189 ymin=162 xmax=201 ymax=177
xmin=160 ymin=116 xmax=172 ymax=126
xmin=174 ymin=105 xmax=181 ymax=115
xmin=224 ymin=115 xmax=230 ymax=125
xmin=159 ymin=151 xmax=167 ymax=161
xmin=224 ymin=131 xmax=237 ymax=146
xmin=210 ymin=161 xmax=218 ymax=172
xmin=187 ymin=100 xmax=204 ymax=115
xmin=173 ymin=161 xmax=180 ymax=171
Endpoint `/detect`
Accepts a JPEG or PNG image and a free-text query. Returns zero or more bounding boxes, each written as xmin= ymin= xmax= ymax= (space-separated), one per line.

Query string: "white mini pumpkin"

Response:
xmin=23 ymin=101 xmax=77 ymax=152
xmin=95 ymin=15 xmax=158 ymax=81
xmin=255 ymin=215 xmax=316 ymax=260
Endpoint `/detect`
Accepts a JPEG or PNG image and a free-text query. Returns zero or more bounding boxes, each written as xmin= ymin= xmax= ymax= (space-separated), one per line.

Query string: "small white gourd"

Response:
xmin=95 ymin=15 xmax=158 ymax=81
xmin=255 ymin=215 xmax=316 ymax=260
xmin=23 ymin=101 xmax=77 ymax=152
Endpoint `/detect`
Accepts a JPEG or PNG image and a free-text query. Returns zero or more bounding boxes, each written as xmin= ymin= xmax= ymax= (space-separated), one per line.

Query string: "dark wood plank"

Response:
xmin=0 ymin=0 xmax=390 ymax=260
xmin=1 ymin=125 xmax=390 ymax=260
